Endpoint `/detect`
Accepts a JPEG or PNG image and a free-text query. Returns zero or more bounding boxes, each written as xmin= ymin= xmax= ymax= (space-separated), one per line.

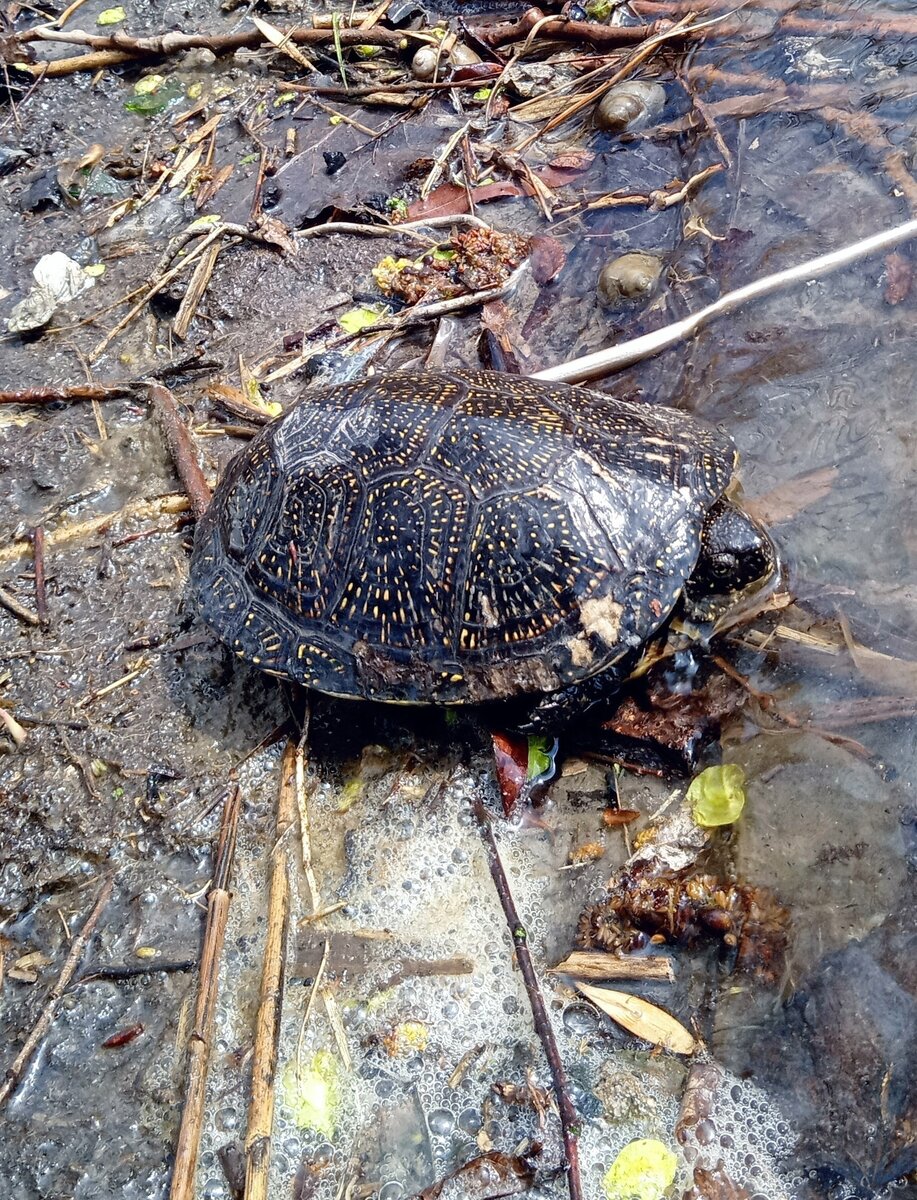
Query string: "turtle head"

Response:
xmin=683 ymin=497 xmax=777 ymax=622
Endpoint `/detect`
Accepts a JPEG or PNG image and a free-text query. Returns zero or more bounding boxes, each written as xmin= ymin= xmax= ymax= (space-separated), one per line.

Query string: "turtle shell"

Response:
xmin=190 ymin=370 xmax=736 ymax=703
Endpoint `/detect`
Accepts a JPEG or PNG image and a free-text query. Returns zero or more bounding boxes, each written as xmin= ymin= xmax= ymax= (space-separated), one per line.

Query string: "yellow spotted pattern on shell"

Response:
xmin=190 ymin=370 xmax=736 ymax=703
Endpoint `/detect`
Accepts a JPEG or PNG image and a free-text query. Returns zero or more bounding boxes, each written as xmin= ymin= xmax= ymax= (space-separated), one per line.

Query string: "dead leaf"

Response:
xmin=251 ymin=14 xmax=315 ymax=70
xmin=406 ymin=179 xmax=521 ymax=221
xmin=883 ymin=251 xmax=912 ymax=305
xmin=529 ymin=234 xmax=566 ymax=285
xmin=745 ymin=466 xmax=838 ymax=525
xmin=195 ymin=163 xmax=234 ymax=210
xmin=492 ymin=731 xmax=528 ymax=819
xmin=254 ymin=213 xmax=297 ymax=255
xmin=548 ymin=149 xmax=596 ymax=171
xmin=575 ymin=981 xmax=696 ymax=1054
xmin=602 ymin=808 xmax=641 ymax=827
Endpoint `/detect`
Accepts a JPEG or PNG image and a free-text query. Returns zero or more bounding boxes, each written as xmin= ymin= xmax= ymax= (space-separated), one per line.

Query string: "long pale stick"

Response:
xmin=533 ymin=218 xmax=917 ymax=385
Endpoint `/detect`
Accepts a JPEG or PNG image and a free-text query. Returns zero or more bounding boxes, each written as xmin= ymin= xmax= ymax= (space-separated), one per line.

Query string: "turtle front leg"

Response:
xmin=511 ymin=669 xmax=626 ymax=735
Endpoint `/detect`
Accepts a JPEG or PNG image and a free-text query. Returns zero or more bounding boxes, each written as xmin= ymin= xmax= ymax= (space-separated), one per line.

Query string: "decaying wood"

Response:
xmin=0 ymin=384 xmax=131 ymax=404
xmin=244 ymin=742 xmax=298 ymax=1200
xmin=172 ymin=241 xmax=222 ymax=341
xmin=552 ymin=951 xmax=675 ymax=983
xmin=534 ymin=217 xmax=917 ymax=383
xmin=169 ymin=786 xmax=242 ymax=1200
xmin=0 ymin=875 xmax=114 ymax=1108
xmin=0 ymin=495 xmax=190 ymax=566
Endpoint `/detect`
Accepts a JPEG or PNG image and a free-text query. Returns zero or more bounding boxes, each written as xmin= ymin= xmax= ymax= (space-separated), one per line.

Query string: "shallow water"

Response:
xmin=0 ymin=2 xmax=915 ymax=1198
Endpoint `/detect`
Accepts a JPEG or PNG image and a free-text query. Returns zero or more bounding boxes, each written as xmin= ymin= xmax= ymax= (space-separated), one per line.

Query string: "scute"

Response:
xmin=190 ymin=370 xmax=737 ymax=703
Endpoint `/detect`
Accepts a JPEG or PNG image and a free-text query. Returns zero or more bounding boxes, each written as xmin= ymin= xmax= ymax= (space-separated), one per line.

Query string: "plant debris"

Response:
xmin=577 ymin=870 xmax=790 ymax=982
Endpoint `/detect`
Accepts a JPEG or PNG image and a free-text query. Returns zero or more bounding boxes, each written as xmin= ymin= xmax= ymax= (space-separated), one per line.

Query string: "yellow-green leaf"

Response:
xmin=97 ymin=6 xmax=126 ymax=24
xmin=338 ymin=305 xmax=386 ymax=334
xmin=133 ymin=74 xmax=165 ymax=95
xmin=282 ymin=1050 xmax=341 ymax=1138
xmin=83 ymin=263 xmax=106 ymax=278
xmin=603 ymin=1138 xmax=678 ymax=1200
xmin=688 ymin=764 xmax=746 ymax=827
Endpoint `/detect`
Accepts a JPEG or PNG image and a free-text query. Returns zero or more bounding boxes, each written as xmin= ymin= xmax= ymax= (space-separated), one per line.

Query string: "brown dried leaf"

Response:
xmin=529 ymin=235 xmax=566 ymax=285
xmin=883 ymin=251 xmax=912 ymax=305
xmin=405 ymin=180 xmax=521 ymax=221
xmin=492 ymin=731 xmax=528 ymax=819
xmin=745 ymin=466 xmax=838 ymax=525
xmin=417 ymin=1147 xmax=539 ymax=1199
xmin=692 ymin=1163 xmax=752 ymax=1200
xmin=602 ymin=808 xmax=641 ymax=827
xmin=548 ymin=149 xmax=596 ymax=171
xmin=575 ymin=981 xmax=696 ymax=1054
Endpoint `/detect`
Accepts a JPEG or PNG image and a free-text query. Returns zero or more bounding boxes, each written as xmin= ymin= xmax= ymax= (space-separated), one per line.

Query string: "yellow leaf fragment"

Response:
xmin=338 ymin=305 xmax=386 ymax=334
xmin=97 ymin=6 xmax=126 ymax=24
xmin=603 ymin=1138 xmax=678 ymax=1200
xmin=382 ymin=1020 xmax=429 ymax=1057
xmin=688 ymin=764 xmax=746 ymax=827
xmin=133 ymin=74 xmax=165 ymax=95
xmin=282 ymin=1050 xmax=341 ymax=1138
xmin=575 ymin=982 xmax=695 ymax=1054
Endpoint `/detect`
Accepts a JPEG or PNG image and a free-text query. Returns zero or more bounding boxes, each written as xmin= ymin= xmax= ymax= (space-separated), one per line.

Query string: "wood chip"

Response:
xmin=553 ymin=952 xmax=674 ymax=983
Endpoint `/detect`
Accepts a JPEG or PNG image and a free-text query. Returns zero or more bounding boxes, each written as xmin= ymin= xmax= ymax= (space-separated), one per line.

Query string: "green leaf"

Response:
xmin=386 ymin=196 xmax=409 ymax=219
xmin=338 ymin=305 xmax=386 ymax=334
xmin=526 ymin=735 xmax=557 ymax=781
xmin=473 ymin=87 xmax=493 ymax=101
xmin=124 ymin=77 xmax=182 ymax=115
xmin=687 ymin=763 xmax=746 ymax=827
xmin=355 ymin=45 xmax=380 ymax=59
xmin=274 ymin=91 xmax=296 ymax=106
xmin=603 ymin=1138 xmax=678 ymax=1200
xmin=97 ymin=6 xmax=126 ymax=25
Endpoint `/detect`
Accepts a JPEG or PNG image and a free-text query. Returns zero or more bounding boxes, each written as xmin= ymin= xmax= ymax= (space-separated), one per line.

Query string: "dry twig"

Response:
xmin=244 ymin=742 xmax=298 ymax=1200
xmin=534 ymin=217 xmax=917 ymax=383
xmin=169 ymin=786 xmax=242 ymax=1200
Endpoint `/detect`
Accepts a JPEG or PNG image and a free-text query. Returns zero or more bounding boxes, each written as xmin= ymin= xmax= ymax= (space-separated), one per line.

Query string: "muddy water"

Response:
xmin=0 ymin=2 xmax=915 ymax=1199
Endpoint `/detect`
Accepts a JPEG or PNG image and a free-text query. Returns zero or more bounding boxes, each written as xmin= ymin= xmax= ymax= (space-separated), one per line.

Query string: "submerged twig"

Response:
xmin=244 ymin=741 xmax=298 ymax=1200
xmin=534 ymin=217 xmax=917 ymax=384
xmin=146 ymin=382 xmax=212 ymax=521
xmin=0 ymin=494 xmax=190 ymax=566
xmin=31 ymin=527 xmax=49 ymax=628
xmin=0 ymin=586 xmax=40 ymax=627
xmin=170 ymin=786 xmax=242 ymax=1200
xmin=0 ymin=874 xmax=114 ymax=1108
xmin=472 ymin=797 xmax=583 ymax=1200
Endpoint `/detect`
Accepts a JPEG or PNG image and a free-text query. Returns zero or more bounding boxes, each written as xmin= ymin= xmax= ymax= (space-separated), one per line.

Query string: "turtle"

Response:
xmin=190 ymin=369 xmax=776 ymax=725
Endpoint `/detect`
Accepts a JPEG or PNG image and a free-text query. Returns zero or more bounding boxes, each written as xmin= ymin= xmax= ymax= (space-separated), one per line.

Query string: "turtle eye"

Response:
xmin=709 ymin=552 xmax=738 ymax=580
